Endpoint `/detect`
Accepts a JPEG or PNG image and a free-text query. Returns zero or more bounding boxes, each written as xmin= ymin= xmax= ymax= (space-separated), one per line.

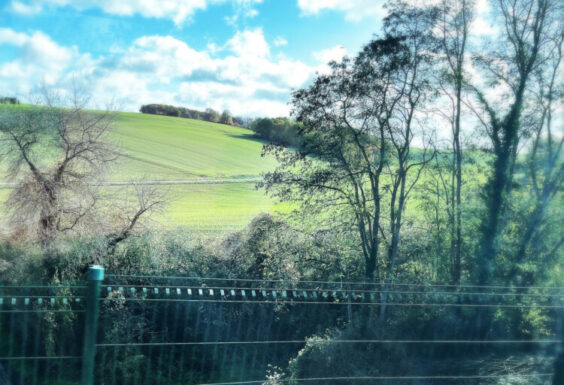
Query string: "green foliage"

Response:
xmin=140 ymin=104 xmax=244 ymax=126
xmin=0 ymin=96 xmax=20 ymax=104
xmin=250 ymin=117 xmax=302 ymax=147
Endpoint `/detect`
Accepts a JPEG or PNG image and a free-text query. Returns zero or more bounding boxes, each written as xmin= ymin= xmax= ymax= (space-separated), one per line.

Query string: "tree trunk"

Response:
xmin=453 ymin=73 xmax=463 ymax=285
xmin=477 ymin=82 xmax=525 ymax=284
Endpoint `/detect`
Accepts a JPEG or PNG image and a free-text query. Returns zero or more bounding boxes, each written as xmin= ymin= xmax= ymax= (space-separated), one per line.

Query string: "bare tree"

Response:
xmin=104 ymin=182 xmax=168 ymax=257
xmin=0 ymin=88 xmax=117 ymax=243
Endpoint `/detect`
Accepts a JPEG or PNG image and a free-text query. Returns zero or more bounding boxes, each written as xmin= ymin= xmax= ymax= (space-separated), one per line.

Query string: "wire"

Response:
xmin=99 ymin=297 xmax=564 ymax=309
xmin=196 ymin=373 xmax=554 ymax=385
xmin=0 ymin=356 xmax=81 ymax=360
xmin=95 ymin=339 xmax=561 ymax=347
xmin=105 ymin=274 xmax=564 ymax=292
xmin=99 ymin=284 xmax=564 ymax=299
xmin=0 ymin=285 xmax=86 ymax=289
xmin=0 ymin=295 xmax=85 ymax=299
xmin=0 ymin=310 xmax=85 ymax=313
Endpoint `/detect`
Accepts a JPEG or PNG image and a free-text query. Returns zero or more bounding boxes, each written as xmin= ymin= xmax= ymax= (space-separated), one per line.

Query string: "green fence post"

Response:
xmin=81 ymin=265 xmax=104 ymax=385
xmin=553 ymin=312 xmax=564 ymax=385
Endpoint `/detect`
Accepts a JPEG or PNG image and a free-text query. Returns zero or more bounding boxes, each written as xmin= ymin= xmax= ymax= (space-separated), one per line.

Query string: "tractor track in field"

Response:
xmin=0 ymin=177 xmax=262 ymax=188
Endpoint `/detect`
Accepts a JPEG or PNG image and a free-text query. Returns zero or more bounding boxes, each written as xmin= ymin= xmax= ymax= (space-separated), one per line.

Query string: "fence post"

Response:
xmin=553 ymin=311 xmax=564 ymax=385
xmin=81 ymin=265 xmax=104 ymax=385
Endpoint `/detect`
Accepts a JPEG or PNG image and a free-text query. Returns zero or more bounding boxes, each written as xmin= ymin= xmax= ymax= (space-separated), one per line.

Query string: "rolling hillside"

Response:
xmin=0 ymin=111 xmax=288 ymax=232
xmin=112 ymin=112 xmax=279 ymax=180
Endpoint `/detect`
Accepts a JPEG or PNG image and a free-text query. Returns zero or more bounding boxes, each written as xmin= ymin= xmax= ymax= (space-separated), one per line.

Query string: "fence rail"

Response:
xmin=1 ymin=265 xmax=563 ymax=385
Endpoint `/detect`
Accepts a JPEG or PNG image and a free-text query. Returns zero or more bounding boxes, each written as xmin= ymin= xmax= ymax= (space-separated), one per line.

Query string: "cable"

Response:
xmin=0 ymin=356 xmax=81 ymax=360
xmin=95 ymin=339 xmax=561 ymax=347
xmin=105 ymin=274 xmax=564 ymax=291
xmin=0 ymin=285 xmax=86 ymax=289
xmin=196 ymin=373 xmax=554 ymax=385
xmin=0 ymin=295 xmax=85 ymax=299
xmin=99 ymin=284 xmax=564 ymax=299
xmin=99 ymin=297 xmax=564 ymax=309
xmin=0 ymin=310 xmax=85 ymax=313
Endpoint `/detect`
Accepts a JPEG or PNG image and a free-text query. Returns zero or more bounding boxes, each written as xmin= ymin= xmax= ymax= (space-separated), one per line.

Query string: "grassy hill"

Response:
xmin=0 ymin=111 xmax=289 ymax=233
xmin=112 ymin=112 xmax=279 ymax=180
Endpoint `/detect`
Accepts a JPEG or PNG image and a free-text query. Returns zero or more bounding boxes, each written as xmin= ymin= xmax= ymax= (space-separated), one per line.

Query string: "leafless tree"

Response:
xmin=104 ymin=182 xmax=168 ymax=257
xmin=0 ymin=88 xmax=119 ymax=243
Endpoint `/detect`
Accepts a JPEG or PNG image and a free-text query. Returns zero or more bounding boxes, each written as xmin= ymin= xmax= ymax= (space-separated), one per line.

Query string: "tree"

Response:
xmin=0 ymin=89 xmax=118 ymax=243
xmin=0 ymin=97 xmax=20 ymax=105
xmin=102 ymin=182 xmax=167 ymax=259
xmin=511 ymin=27 xmax=564 ymax=285
xmin=372 ymin=5 xmax=438 ymax=308
xmin=220 ymin=109 xmax=233 ymax=125
xmin=205 ymin=108 xmax=220 ymax=123
xmin=471 ymin=0 xmax=562 ymax=285
xmin=436 ymin=0 xmax=472 ymax=285
xmin=250 ymin=118 xmax=301 ymax=147
xmin=261 ymin=3 xmax=438 ymax=289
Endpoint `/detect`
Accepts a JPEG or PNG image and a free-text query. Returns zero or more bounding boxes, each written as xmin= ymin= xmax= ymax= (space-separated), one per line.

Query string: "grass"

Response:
xmin=111 ymin=113 xmax=289 ymax=231
xmin=0 ymin=111 xmax=288 ymax=232
xmin=0 ymin=109 xmax=495 ymax=234
xmin=111 ymin=112 xmax=279 ymax=180
xmin=149 ymin=183 xmax=291 ymax=232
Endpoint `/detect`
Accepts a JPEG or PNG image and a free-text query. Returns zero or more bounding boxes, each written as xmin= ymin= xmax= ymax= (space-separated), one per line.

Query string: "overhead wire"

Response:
xmin=195 ymin=373 xmax=555 ymax=385
xmin=0 ymin=307 xmax=84 ymax=312
xmin=0 ymin=356 xmax=81 ymax=360
xmin=95 ymin=339 xmax=561 ymax=347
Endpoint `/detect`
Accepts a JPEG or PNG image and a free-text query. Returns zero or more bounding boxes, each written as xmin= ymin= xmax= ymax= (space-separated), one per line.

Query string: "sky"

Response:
xmin=0 ymin=0 xmax=391 ymax=117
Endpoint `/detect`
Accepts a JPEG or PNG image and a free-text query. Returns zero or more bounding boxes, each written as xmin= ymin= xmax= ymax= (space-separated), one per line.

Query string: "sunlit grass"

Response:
xmin=110 ymin=112 xmax=279 ymax=180
xmin=0 ymin=111 xmax=287 ymax=232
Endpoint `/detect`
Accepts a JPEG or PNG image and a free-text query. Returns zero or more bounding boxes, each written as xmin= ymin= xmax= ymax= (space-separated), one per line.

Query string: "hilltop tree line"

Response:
xmin=139 ymin=103 xmax=244 ymax=126
xmin=140 ymin=103 xmax=306 ymax=148
xmin=0 ymin=96 xmax=20 ymax=104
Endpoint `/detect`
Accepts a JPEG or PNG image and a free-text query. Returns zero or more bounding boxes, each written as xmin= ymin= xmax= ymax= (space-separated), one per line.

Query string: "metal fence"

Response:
xmin=1 ymin=266 xmax=563 ymax=385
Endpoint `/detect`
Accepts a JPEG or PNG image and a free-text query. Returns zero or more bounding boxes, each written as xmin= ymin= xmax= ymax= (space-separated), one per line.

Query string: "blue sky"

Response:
xmin=0 ymin=0 xmax=388 ymax=116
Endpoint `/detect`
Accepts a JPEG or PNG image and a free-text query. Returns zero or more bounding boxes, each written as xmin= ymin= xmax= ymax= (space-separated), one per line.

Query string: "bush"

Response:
xmin=0 ymin=96 xmax=20 ymax=104
xmin=250 ymin=118 xmax=302 ymax=147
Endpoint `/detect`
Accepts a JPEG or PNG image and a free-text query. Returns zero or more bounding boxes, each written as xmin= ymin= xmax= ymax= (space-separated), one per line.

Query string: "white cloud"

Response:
xmin=297 ymin=0 xmax=385 ymax=21
xmin=245 ymin=8 xmax=258 ymax=17
xmin=0 ymin=29 xmax=78 ymax=93
xmin=226 ymin=28 xmax=270 ymax=58
xmin=0 ymin=27 xmax=316 ymax=117
xmin=8 ymin=0 xmax=42 ymax=15
xmin=470 ymin=0 xmax=499 ymax=37
xmin=273 ymin=37 xmax=288 ymax=47
xmin=224 ymin=0 xmax=262 ymax=27
xmin=0 ymin=28 xmax=28 ymax=45
xmin=312 ymin=45 xmax=349 ymax=75
xmin=8 ymin=0 xmax=263 ymax=26
xmin=313 ymin=45 xmax=347 ymax=64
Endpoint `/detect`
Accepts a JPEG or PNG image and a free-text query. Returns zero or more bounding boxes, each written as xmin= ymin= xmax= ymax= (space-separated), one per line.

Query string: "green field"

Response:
xmin=111 ymin=112 xmax=279 ymax=180
xmin=0 ymin=112 xmax=289 ymax=232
